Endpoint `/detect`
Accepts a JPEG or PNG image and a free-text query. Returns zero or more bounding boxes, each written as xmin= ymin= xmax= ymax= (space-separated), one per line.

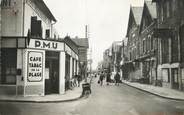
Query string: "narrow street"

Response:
xmin=0 ymin=77 xmax=184 ymax=115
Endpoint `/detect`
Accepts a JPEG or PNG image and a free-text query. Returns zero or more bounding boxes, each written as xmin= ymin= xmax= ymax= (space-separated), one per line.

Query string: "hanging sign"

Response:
xmin=27 ymin=51 xmax=43 ymax=82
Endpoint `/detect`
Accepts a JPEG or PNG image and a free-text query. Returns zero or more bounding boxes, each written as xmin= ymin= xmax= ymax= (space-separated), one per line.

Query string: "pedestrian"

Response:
xmin=73 ymin=72 xmax=78 ymax=87
xmin=114 ymin=72 xmax=120 ymax=86
xmin=77 ymin=74 xmax=82 ymax=87
xmin=99 ymin=71 xmax=105 ymax=86
xmin=106 ymin=72 xmax=111 ymax=85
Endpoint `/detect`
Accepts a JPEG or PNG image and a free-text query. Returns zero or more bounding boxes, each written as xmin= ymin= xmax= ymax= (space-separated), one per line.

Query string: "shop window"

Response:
xmin=1 ymin=49 xmax=17 ymax=84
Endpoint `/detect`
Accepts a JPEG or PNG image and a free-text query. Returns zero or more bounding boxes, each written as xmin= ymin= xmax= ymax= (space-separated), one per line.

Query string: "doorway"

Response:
xmin=172 ymin=68 xmax=179 ymax=90
xmin=45 ymin=51 xmax=59 ymax=94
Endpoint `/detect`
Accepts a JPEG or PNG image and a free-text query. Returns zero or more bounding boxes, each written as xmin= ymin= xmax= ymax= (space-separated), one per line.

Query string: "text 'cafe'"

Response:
xmin=1 ymin=37 xmax=79 ymax=96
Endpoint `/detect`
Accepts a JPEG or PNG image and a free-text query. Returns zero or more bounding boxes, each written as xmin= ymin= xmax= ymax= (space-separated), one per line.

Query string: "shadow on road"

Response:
xmin=0 ymin=103 xmax=21 ymax=115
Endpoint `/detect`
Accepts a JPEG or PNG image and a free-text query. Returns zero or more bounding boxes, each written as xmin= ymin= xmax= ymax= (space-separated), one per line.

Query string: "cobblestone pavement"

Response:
xmin=0 ymin=78 xmax=184 ymax=115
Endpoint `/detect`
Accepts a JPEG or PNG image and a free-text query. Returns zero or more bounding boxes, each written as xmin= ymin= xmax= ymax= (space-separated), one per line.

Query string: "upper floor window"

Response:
xmin=45 ymin=29 xmax=50 ymax=38
xmin=166 ymin=1 xmax=172 ymax=18
xmin=1 ymin=0 xmax=11 ymax=7
xmin=31 ymin=16 xmax=43 ymax=38
xmin=143 ymin=39 xmax=146 ymax=53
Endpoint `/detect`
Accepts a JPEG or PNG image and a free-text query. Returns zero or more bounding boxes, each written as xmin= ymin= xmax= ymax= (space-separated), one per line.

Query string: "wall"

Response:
xmin=0 ymin=4 xmax=1 ymax=83
xmin=24 ymin=0 xmax=52 ymax=38
xmin=24 ymin=49 xmax=45 ymax=96
xmin=1 ymin=0 xmax=23 ymax=36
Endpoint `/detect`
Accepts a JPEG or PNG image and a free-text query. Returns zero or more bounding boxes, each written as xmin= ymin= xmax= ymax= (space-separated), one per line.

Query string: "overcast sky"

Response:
xmin=44 ymin=0 xmax=144 ymax=69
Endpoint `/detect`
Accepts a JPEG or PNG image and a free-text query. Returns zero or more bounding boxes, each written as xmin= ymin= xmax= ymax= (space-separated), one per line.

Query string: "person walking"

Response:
xmin=114 ymin=72 xmax=120 ymax=86
xmin=77 ymin=74 xmax=82 ymax=87
xmin=99 ymin=72 xmax=105 ymax=86
xmin=106 ymin=72 xmax=111 ymax=85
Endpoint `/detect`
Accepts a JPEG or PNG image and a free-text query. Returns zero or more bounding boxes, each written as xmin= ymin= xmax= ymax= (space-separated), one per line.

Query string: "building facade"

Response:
xmin=138 ymin=1 xmax=157 ymax=84
xmin=153 ymin=0 xmax=184 ymax=90
xmin=0 ymin=0 xmax=79 ymax=96
xmin=72 ymin=38 xmax=89 ymax=79
xmin=125 ymin=6 xmax=143 ymax=81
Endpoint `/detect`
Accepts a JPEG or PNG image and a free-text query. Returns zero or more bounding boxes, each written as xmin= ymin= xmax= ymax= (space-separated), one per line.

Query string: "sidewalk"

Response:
xmin=122 ymin=80 xmax=184 ymax=101
xmin=0 ymin=85 xmax=83 ymax=103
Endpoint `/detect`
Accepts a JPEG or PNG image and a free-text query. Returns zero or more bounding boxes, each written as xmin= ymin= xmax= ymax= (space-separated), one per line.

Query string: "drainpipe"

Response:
xmin=51 ymin=21 xmax=56 ymax=39
xmin=22 ymin=0 xmax=25 ymax=36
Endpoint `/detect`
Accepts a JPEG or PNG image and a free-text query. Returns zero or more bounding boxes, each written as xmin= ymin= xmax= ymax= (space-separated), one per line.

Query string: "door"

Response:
xmin=45 ymin=51 xmax=59 ymax=94
xmin=172 ymin=68 xmax=179 ymax=89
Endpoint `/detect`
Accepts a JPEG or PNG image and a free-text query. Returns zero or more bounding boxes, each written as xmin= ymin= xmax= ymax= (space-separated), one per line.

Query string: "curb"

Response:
xmin=121 ymin=82 xmax=184 ymax=101
xmin=0 ymin=95 xmax=83 ymax=103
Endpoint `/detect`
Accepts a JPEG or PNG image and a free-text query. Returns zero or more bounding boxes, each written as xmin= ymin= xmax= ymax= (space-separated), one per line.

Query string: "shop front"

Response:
xmin=1 ymin=37 xmax=79 ymax=96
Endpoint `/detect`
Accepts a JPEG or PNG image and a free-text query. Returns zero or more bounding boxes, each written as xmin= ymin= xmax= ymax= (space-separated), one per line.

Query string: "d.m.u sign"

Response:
xmin=28 ymin=39 xmax=64 ymax=51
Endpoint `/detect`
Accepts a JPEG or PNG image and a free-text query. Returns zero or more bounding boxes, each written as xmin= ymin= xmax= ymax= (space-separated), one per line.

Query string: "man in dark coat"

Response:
xmin=114 ymin=72 xmax=120 ymax=86
xmin=99 ymin=72 xmax=105 ymax=86
xmin=106 ymin=72 xmax=111 ymax=85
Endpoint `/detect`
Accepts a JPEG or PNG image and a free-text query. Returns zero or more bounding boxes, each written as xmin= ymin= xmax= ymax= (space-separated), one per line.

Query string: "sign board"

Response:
xmin=28 ymin=39 xmax=64 ymax=51
xmin=27 ymin=51 xmax=43 ymax=82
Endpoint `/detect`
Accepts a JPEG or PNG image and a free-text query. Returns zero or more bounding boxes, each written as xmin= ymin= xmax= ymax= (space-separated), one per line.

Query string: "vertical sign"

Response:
xmin=28 ymin=51 xmax=43 ymax=82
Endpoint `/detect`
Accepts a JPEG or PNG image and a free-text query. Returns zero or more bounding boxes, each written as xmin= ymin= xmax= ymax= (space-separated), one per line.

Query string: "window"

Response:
xmin=171 ymin=36 xmax=178 ymax=62
xmin=150 ymin=36 xmax=153 ymax=50
xmin=143 ymin=40 xmax=146 ymax=53
xmin=161 ymin=38 xmax=169 ymax=64
xmin=1 ymin=49 xmax=17 ymax=84
xmin=166 ymin=1 xmax=170 ymax=18
xmin=1 ymin=0 xmax=11 ymax=7
xmin=45 ymin=29 xmax=50 ymax=38
xmin=65 ymin=54 xmax=70 ymax=81
xmin=180 ymin=25 xmax=184 ymax=62
xmin=31 ymin=16 xmax=42 ymax=38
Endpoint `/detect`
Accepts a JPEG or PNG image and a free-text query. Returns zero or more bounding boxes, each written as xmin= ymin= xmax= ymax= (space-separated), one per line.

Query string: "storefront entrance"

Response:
xmin=45 ymin=51 xmax=59 ymax=94
xmin=172 ymin=68 xmax=179 ymax=90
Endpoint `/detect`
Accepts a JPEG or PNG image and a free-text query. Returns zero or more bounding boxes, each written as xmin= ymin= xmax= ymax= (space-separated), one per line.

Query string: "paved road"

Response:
xmin=0 ymin=78 xmax=184 ymax=115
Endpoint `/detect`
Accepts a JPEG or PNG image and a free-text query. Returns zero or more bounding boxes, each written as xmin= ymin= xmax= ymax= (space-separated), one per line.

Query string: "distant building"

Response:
xmin=111 ymin=41 xmax=122 ymax=73
xmin=102 ymin=48 xmax=111 ymax=73
xmin=72 ymin=38 xmax=89 ymax=79
xmin=120 ymin=38 xmax=129 ymax=80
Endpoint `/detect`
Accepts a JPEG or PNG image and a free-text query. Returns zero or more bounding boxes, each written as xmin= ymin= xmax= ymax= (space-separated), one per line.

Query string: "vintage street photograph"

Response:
xmin=0 ymin=0 xmax=184 ymax=115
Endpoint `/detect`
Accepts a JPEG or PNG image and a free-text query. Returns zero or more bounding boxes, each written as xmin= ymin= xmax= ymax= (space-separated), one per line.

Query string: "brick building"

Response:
xmin=138 ymin=1 xmax=157 ymax=84
xmin=153 ymin=0 xmax=184 ymax=90
xmin=125 ymin=6 xmax=143 ymax=81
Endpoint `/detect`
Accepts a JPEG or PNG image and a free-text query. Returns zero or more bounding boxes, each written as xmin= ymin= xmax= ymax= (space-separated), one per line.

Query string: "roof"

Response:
xmin=32 ymin=0 xmax=57 ymax=22
xmin=145 ymin=1 xmax=157 ymax=19
xmin=72 ymin=38 xmax=89 ymax=48
xmin=126 ymin=6 xmax=143 ymax=37
xmin=131 ymin=7 xmax=143 ymax=25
